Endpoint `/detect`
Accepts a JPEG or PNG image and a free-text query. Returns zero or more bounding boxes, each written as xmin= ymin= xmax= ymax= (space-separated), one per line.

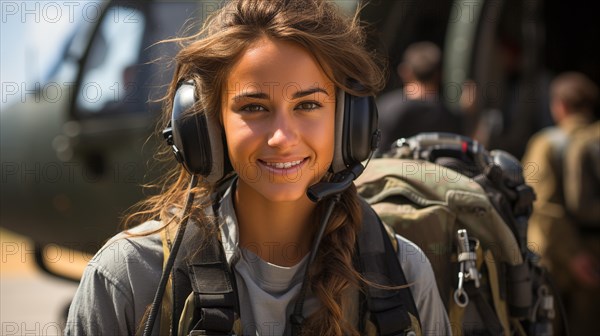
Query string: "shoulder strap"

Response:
xmin=357 ymin=200 xmax=422 ymax=336
xmin=159 ymin=229 xmax=174 ymax=336
xmin=171 ymin=184 xmax=239 ymax=336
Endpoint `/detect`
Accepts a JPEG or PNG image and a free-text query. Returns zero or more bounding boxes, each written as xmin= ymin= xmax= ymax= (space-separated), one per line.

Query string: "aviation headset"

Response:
xmin=163 ymin=80 xmax=380 ymax=193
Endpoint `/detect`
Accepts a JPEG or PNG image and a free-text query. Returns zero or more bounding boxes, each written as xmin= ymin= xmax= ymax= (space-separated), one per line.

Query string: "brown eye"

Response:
xmin=295 ymin=102 xmax=321 ymax=111
xmin=240 ymin=104 xmax=267 ymax=113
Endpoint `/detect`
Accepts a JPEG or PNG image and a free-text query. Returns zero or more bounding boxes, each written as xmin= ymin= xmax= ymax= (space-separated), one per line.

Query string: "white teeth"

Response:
xmin=265 ymin=160 xmax=303 ymax=169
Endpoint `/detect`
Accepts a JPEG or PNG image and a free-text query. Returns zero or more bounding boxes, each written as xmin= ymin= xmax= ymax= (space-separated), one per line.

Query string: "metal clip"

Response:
xmin=531 ymin=285 xmax=555 ymax=321
xmin=454 ymin=229 xmax=480 ymax=307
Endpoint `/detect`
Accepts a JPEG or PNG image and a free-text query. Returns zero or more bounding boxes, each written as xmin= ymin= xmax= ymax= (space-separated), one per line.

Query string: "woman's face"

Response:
xmin=222 ymin=37 xmax=336 ymax=202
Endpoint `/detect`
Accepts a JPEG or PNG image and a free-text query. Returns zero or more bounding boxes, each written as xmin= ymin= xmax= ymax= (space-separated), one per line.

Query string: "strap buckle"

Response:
xmin=531 ymin=285 xmax=555 ymax=321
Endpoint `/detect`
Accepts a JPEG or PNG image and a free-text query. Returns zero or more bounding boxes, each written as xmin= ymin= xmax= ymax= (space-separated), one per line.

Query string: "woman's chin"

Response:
xmin=257 ymin=184 xmax=311 ymax=203
xmin=238 ymin=179 xmax=312 ymax=204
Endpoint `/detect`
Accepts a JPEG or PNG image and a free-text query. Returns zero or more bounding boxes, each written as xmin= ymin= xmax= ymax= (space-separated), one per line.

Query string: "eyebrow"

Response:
xmin=231 ymin=87 xmax=330 ymax=102
xmin=231 ymin=92 xmax=269 ymax=101
xmin=292 ymin=87 xmax=330 ymax=99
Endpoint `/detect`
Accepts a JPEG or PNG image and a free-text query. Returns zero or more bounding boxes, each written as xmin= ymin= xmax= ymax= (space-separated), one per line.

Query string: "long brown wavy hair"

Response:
xmin=126 ymin=0 xmax=386 ymax=334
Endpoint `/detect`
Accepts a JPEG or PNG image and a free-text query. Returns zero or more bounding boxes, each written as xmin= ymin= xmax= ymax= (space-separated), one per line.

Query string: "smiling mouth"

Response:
xmin=259 ymin=158 xmax=307 ymax=170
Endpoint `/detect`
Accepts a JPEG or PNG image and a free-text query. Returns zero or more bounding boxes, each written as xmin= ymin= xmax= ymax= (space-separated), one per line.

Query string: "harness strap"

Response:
xmin=450 ymin=239 xmax=506 ymax=336
xmin=160 ymin=229 xmax=174 ymax=335
xmin=506 ymin=263 xmax=533 ymax=319
xmin=358 ymin=201 xmax=421 ymax=336
xmin=170 ymin=218 xmax=192 ymax=335
xmin=186 ymin=234 xmax=237 ymax=333
xmin=448 ymin=298 xmax=466 ymax=336
xmin=171 ymin=179 xmax=240 ymax=336
xmin=463 ymin=282 xmax=504 ymax=336
xmin=188 ymin=238 xmax=236 ymax=334
xmin=171 ymin=222 xmax=239 ymax=335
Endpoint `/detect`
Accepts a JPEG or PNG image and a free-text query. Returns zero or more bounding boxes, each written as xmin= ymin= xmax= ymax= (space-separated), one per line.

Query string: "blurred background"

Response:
xmin=1 ymin=0 xmax=599 ymax=334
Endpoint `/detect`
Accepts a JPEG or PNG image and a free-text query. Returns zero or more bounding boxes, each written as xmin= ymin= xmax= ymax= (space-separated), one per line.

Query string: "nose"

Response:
xmin=267 ymin=111 xmax=299 ymax=149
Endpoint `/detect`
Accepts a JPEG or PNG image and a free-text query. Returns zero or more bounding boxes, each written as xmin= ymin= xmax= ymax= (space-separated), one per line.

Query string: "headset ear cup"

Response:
xmin=203 ymin=114 xmax=228 ymax=183
xmin=168 ymin=81 xmax=230 ymax=183
xmin=344 ymin=93 xmax=378 ymax=163
xmin=331 ymin=88 xmax=379 ymax=174
xmin=331 ymin=89 xmax=347 ymax=173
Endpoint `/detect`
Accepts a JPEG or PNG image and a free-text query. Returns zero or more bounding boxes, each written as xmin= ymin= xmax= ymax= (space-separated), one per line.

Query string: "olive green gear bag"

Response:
xmin=356 ymin=133 xmax=563 ymax=336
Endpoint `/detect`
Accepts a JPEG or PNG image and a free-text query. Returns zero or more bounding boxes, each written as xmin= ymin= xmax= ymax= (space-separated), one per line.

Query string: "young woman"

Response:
xmin=65 ymin=1 xmax=451 ymax=335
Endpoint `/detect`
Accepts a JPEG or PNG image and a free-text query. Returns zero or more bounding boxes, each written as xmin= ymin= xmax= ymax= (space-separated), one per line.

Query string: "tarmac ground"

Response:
xmin=1 ymin=228 xmax=83 ymax=335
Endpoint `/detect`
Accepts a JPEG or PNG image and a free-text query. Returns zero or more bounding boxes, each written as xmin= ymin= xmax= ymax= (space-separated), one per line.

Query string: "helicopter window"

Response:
xmin=74 ymin=6 xmax=146 ymax=115
xmin=45 ymin=4 xmax=99 ymax=84
xmin=134 ymin=2 xmax=206 ymax=109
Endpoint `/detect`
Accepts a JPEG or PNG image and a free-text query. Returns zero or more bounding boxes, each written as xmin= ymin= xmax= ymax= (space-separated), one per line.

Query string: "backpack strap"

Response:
xmin=170 ymin=217 xmax=239 ymax=336
xmin=171 ymin=180 xmax=240 ymax=336
xmin=160 ymin=228 xmax=175 ymax=336
xmin=357 ymin=200 xmax=422 ymax=336
xmin=484 ymin=250 xmax=511 ymax=335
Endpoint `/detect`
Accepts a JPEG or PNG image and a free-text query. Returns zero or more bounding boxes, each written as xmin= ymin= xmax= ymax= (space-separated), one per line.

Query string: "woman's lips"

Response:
xmin=257 ymin=158 xmax=308 ymax=176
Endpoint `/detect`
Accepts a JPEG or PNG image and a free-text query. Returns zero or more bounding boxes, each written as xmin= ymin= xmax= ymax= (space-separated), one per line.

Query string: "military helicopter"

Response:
xmin=1 ymin=1 xmax=206 ymax=279
xmin=1 ymin=0 xmax=598 ymax=281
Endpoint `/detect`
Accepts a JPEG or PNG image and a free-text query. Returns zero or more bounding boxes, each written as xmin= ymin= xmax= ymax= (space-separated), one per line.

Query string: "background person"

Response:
xmin=522 ymin=71 xmax=600 ymax=334
xmin=377 ymin=41 xmax=463 ymax=153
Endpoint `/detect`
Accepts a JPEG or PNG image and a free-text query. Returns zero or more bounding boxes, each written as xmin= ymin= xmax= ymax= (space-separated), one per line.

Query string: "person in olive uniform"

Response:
xmin=522 ymin=72 xmax=600 ymax=334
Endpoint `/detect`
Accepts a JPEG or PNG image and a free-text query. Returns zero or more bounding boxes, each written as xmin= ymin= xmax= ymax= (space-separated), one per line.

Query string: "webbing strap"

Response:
xmin=171 ymin=179 xmax=239 ymax=336
xmin=463 ymin=282 xmax=504 ymax=336
xmin=186 ymin=236 xmax=237 ymax=334
xmin=358 ymin=201 xmax=421 ymax=336
xmin=171 ymin=222 xmax=238 ymax=335
xmin=160 ymin=229 xmax=174 ymax=335
xmin=448 ymin=295 xmax=466 ymax=336
xmin=450 ymin=243 xmax=505 ymax=336
xmin=484 ymin=250 xmax=511 ymax=336
xmin=506 ymin=263 xmax=533 ymax=319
